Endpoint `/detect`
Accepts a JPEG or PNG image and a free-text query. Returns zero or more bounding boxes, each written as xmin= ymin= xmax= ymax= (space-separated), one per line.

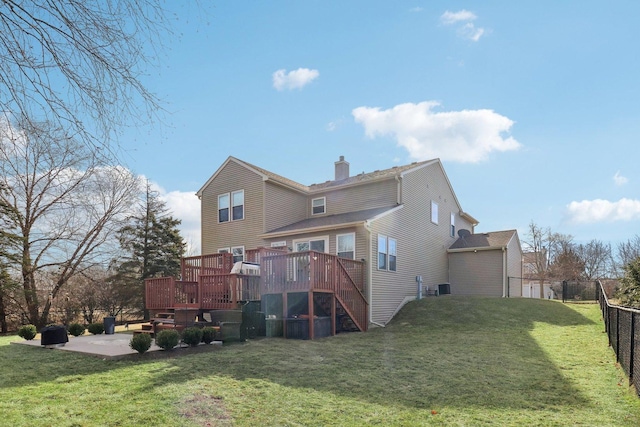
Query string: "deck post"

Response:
xmin=331 ymin=292 xmax=336 ymax=336
xmin=282 ymin=292 xmax=288 ymax=338
xmin=308 ymin=291 xmax=315 ymax=340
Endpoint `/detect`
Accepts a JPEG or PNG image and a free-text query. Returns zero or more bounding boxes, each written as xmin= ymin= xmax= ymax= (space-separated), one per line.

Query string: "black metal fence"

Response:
xmin=596 ymin=280 xmax=640 ymax=396
xmin=562 ymin=280 xmax=597 ymax=302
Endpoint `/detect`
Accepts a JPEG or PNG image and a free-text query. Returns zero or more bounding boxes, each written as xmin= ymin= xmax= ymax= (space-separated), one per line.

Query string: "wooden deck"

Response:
xmin=145 ymin=249 xmax=368 ymax=338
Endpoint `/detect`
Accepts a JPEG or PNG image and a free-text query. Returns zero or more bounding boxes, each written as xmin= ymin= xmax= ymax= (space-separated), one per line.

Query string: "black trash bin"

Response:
xmin=41 ymin=325 xmax=68 ymax=347
xmin=103 ymin=316 xmax=116 ymax=335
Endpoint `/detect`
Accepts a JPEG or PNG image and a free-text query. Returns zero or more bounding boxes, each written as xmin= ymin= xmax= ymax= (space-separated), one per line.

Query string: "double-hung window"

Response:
xmin=431 ymin=201 xmax=439 ymax=224
xmin=219 ymin=190 xmax=244 ymax=223
xmin=218 ymin=194 xmax=230 ymax=223
xmin=312 ymin=197 xmax=326 ymax=215
xmin=450 ymin=212 xmax=456 ymax=237
xmin=378 ymin=234 xmax=397 ymax=271
xmin=232 ymin=246 xmax=244 ymax=263
xmin=232 ymin=190 xmax=244 ymax=220
xmin=337 ymin=233 xmax=355 ymax=259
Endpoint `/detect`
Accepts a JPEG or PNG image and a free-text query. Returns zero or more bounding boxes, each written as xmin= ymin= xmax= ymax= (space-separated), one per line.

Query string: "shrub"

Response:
xmin=87 ymin=322 xmax=105 ymax=335
xmin=181 ymin=327 xmax=202 ymax=347
xmin=17 ymin=324 xmax=37 ymax=340
xmin=130 ymin=333 xmax=152 ymax=354
xmin=67 ymin=323 xmax=85 ymax=337
xmin=201 ymin=326 xmax=217 ymax=344
xmin=616 ymin=257 xmax=640 ymax=309
xmin=155 ymin=329 xmax=180 ymax=350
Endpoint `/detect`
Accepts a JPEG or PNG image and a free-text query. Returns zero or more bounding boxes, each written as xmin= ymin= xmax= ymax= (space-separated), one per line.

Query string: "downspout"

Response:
xmin=364 ymin=220 xmax=381 ymax=327
xmin=502 ymin=246 xmax=507 ymax=298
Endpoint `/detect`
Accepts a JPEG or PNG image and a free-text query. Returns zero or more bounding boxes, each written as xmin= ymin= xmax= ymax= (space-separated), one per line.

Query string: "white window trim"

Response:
xmin=431 ymin=201 xmax=439 ymax=225
xmin=311 ymin=197 xmax=326 ymax=215
xmin=378 ymin=234 xmax=387 ymax=270
xmin=336 ymin=232 xmax=356 ymax=259
xmin=218 ymin=189 xmax=245 ymax=223
xmin=231 ymin=245 xmax=245 ymax=263
xmin=218 ymin=193 xmax=230 ymax=223
xmin=232 ymin=189 xmax=245 ymax=221
xmin=388 ymin=237 xmax=397 ymax=272
xmin=378 ymin=234 xmax=397 ymax=272
xmin=218 ymin=247 xmax=230 ymax=253
xmin=292 ymin=236 xmax=329 ymax=253
xmin=450 ymin=212 xmax=455 ymax=237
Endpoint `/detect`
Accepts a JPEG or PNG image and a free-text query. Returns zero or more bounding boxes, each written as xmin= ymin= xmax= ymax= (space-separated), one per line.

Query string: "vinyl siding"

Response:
xmin=314 ymin=179 xmax=398 ymax=217
xmin=264 ymin=225 xmax=367 ymax=261
xmin=200 ymin=160 xmax=266 ymax=255
xmin=448 ymin=250 xmax=504 ymax=296
xmin=507 ymin=236 xmax=523 ymax=297
xmin=264 ymin=182 xmax=308 ymax=232
xmin=368 ymin=162 xmax=471 ymax=325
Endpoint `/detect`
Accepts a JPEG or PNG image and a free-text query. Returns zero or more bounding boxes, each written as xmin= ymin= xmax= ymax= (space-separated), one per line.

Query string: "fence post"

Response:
xmin=630 ymin=312 xmax=635 ymax=385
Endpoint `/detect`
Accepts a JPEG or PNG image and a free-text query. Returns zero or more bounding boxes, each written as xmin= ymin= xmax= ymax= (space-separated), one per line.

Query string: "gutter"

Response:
xmin=502 ymin=246 xmax=507 ymax=298
xmin=364 ymin=219 xmax=374 ymax=327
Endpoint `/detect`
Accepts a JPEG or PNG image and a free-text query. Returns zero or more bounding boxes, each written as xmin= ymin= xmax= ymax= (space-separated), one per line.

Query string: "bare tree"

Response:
xmin=525 ymin=222 xmax=564 ymax=298
xmin=0 ymin=118 xmax=141 ymax=327
xmin=0 ymin=1 xmax=171 ymax=152
xmin=576 ymin=239 xmax=612 ymax=281
xmin=549 ymin=234 xmax=584 ymax=282
xmin=616 ymin=235 xmax=640 ymax=276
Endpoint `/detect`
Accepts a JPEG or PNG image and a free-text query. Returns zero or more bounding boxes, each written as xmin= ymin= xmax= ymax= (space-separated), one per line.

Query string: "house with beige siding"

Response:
xmin=447 ymin=230 xmax=523 ymax=297
xmin=196 ymin=155 xmax=479 ymax=326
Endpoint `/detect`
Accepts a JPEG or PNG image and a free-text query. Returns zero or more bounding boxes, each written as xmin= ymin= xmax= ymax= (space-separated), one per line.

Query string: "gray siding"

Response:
xmin=507 ymin=235 xmax=523 ymax=297
xmin=313 ymin=179 xmax=398 ymax=217
xmin=264 ymin=182 xmax=308 ymax=232
xmin=200 ymin=160 xmax=266 ymax=255
xmin=448 ymin=250 xmax=504 ymax=296
xmin=368 ymin=162 xmax=472 ymax=325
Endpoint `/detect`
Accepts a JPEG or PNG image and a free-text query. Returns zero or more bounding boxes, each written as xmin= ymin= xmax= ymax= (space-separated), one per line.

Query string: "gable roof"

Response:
xmin=260 ymin=205 xmax=401 ymax=238
xmin=196 ymin=156 xmax=309 ymax=197
xmin=309 ymin=160 xmax=435 ymax=190
xmin=448 ymin=230 xmax=519 ymax=252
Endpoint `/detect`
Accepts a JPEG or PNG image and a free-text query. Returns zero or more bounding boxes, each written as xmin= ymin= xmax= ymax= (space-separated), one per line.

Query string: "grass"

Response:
xmin=1 ymin=297 xmax=639 ymax=426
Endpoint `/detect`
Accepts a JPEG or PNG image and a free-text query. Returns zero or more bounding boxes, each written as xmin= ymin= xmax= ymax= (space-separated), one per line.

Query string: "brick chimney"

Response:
xmin=334 ymin=156 xmax=350 ymax=181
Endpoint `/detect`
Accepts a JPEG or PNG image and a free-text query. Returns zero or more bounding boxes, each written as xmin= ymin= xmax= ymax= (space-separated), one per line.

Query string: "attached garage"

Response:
xmin=447 ymin=230 xmax=523 ymax=297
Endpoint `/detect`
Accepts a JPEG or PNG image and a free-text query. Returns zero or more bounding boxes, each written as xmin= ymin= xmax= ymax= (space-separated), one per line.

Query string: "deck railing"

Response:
xmin=146 ymin=249 xmax=368 ymax=332
xmin=181 ymin=253 xmax=234 ymax=282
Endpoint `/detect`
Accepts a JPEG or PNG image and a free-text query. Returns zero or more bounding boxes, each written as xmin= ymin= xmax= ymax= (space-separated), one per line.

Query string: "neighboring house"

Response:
xmin=196 ymin=155 xmax=479 ymax=326
xmin=447 ymin=230 xmax=523 ymax=297
xmin=522 ymin=251 xmax=556 ymax=299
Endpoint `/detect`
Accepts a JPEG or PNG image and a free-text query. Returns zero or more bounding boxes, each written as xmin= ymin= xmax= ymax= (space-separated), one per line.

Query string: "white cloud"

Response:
xmin=440 ymin=10 xmax=485 ymax=42
xmin=352 ymin=101 xmax=520 ymax=163
xmin=440 ymin=10 xmax=477 ymax=25
xmin=614 ymin=171 xmax=629 ymax=186
xmin=272 ymin=68 xmax=319 ymax=91
xmin=148 ymin=181 xmax=201 ymax=255
xmin=566 ymin=198 xmax=640 ymax=224
xmin=410 ymin=7 xmax=423 ymax=13
xmin=460 ymin=23 xmax=485 ymax=42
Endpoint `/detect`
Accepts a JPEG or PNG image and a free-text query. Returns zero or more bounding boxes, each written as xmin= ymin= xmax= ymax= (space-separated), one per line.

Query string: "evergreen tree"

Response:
xmin=114 ymin=183 xmax=185 ymax=318
xmin=616 ymin=257 xmax=640 ymax=309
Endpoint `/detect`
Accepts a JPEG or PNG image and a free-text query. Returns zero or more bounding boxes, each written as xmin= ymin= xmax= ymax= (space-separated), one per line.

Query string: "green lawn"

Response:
xmin=1 ymin=297 xmax=639 ymax=426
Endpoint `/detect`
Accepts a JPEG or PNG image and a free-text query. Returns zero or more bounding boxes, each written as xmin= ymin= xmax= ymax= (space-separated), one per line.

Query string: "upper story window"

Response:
xmin=232 ymin=190 xmax=244 ymax=220
xmin=431 ymin=201 xmax=439 ymax=224
xmin=312 ymin=197 xmax=326 ymax=215
xmin=337 ymin=233 xmax=355 ymax=259
xmin=218 ymin=190 xmax=244 ymax=223
xmin=450 ymin=212 xmax=456 ymax=237
xmin=218 ymin=194 xmax=229 ymax=223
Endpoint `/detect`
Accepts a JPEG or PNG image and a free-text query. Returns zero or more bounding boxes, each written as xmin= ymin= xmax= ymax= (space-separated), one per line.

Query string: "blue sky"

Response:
xmin=123 ymin=2 xmax=640 ymax=254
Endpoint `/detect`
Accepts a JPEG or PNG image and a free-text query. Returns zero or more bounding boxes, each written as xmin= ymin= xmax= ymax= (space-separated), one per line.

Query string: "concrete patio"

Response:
xmin=12 ymin=330 xmax=223 ymax=360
